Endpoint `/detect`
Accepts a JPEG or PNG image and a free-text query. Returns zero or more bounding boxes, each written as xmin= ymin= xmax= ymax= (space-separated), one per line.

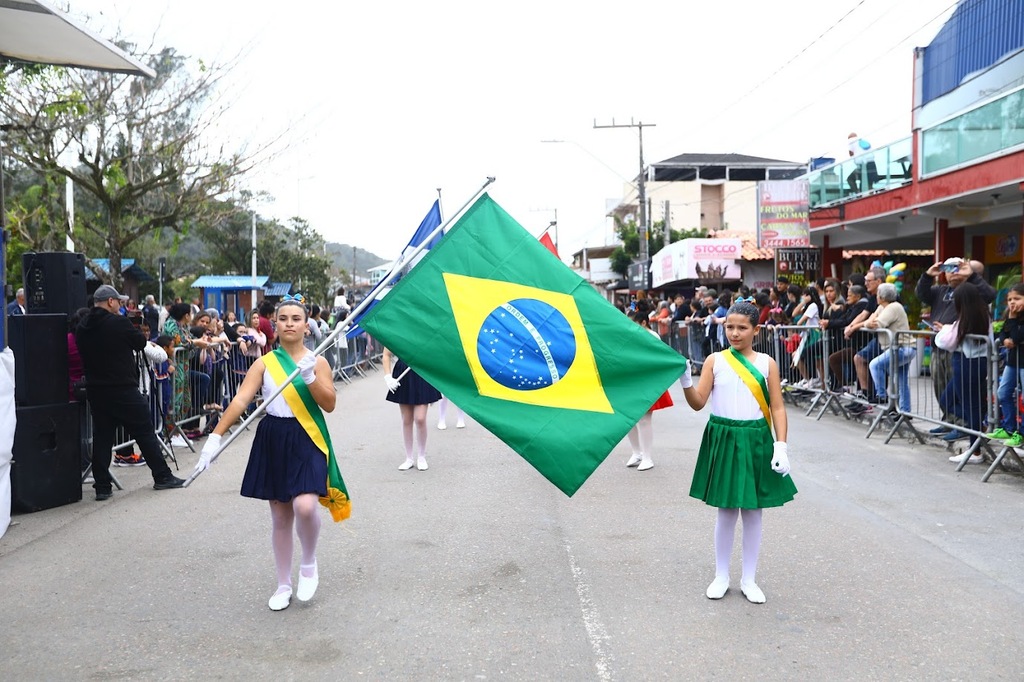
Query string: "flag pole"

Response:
xmin=183 ymin=176 xmax=496 ymax=486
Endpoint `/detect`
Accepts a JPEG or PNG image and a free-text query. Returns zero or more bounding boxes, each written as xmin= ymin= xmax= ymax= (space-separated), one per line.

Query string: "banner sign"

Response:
xmin=757 ymin=180 xmax=810 ymax=248
xmin=775 ymin=247 xmax=820 ymax=288
xmin=650 ymin=239 xmax=742 ymax=288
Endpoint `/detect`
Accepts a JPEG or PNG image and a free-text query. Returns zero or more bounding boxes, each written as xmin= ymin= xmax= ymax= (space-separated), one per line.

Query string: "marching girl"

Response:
xmin=383 ymin=347 xmax=442 ymax=471
xmin=626 ymin=313 xmax=673 ymax=471
xmin=679 ymin=301 xmax=797 ymax=604
xmin=195 ymin=298 xmax=349 ymax=611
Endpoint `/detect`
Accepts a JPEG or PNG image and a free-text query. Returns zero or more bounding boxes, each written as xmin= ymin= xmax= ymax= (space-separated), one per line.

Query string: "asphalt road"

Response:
xmin=2 ymin=371 xmax=1023 ymax=681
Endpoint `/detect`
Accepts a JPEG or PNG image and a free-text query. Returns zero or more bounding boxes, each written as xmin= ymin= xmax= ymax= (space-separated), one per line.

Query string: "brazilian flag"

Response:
xmin=360 ymin=194 xmax=686 ymax=496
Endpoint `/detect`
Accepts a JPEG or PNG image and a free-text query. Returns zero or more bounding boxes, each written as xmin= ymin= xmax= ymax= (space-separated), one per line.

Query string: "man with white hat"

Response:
xmin=76 ymin=284 xmax=185 ymax=499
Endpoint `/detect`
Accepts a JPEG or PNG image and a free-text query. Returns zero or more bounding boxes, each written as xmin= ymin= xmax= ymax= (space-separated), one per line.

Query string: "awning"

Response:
xmin=0 ymin=0 xmax=155 ymax=77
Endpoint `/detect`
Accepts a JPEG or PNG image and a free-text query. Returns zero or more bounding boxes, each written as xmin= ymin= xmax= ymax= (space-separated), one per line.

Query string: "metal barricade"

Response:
xmin=764 ymin=323 xmax=846 ymax=418
xmin=683 ymin=320 xmax=708 ymax=371
xmin=885 ymin=330 xmax=1004 ymax=472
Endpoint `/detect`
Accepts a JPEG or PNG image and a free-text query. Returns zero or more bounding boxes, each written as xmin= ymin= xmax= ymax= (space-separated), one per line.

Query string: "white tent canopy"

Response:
xmin=0 ymin=0 xmax=154 ymax=77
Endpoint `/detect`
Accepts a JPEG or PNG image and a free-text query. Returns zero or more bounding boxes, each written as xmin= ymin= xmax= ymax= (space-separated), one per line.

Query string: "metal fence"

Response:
xmin=672 ymin=316 xmax=1021 ymax=483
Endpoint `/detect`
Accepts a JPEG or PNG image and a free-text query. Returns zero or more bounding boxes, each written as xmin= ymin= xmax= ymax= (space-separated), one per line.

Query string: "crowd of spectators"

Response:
xmin=64 ymin=290 xmax=355 ymax=464
xmin=619 ymin=256 xmax=1017 ymax=463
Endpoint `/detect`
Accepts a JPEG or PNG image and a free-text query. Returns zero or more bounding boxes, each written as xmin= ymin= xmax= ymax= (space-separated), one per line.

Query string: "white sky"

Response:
xmin=68 ymin=0 xmax=957 ymax=263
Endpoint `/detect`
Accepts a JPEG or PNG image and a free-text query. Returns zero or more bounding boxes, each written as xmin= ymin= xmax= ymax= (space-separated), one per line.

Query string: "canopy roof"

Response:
xmin=0 ymin=0 xmax=154 ymax=77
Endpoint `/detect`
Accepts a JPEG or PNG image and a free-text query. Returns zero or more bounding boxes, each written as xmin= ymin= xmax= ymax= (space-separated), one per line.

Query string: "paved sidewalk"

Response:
xmin=2 ymin=373 xmax=1022 ymax=680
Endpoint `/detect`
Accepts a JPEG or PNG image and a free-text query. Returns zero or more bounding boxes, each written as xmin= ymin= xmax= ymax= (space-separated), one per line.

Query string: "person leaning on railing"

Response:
xmin=937 ymin=283 xmax=994 ymax=457
xmin=990 ymin=282 xmax=1024 ymax=448
xmin=916 ymin=258 xmax=996 ymax=437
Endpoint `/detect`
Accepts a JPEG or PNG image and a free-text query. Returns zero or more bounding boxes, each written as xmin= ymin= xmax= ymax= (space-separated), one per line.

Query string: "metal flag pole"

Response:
xmin=184 ymin=176 xmax=496 ymax=486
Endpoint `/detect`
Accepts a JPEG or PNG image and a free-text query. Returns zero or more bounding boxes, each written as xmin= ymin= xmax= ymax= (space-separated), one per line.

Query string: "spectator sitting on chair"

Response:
xmin=826 ymin=285 xmax=870 ymax=392
xmin=844 ymin=267 xmax=886 ymax=398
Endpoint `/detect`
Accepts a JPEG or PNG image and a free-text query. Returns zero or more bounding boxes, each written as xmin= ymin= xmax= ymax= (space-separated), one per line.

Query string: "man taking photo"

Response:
xmin=76 ymin=284 xmax=185 ymax=500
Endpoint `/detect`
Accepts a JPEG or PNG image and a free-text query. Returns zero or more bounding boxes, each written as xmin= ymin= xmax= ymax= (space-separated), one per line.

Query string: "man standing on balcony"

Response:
xmin=846 ymin=133 xmax=879 ymax=193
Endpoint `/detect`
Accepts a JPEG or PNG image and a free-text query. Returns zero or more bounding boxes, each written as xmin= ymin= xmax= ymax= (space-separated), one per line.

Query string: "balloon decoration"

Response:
xmin=872 ymin=259 xmax=907 ymax=294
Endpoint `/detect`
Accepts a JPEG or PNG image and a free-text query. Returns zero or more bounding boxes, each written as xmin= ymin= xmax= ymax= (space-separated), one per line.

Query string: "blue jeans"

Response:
xmin=869 ymin=346 xmax=916 ymax=411
xmin=997 ymin=365 xmax=1024 ymax=432
xmin=939 ymin=353 xmax=988 ymax=432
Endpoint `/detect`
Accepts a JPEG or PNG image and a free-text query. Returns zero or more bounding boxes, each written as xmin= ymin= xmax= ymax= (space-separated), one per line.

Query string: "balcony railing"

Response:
xmin=920 ymin=84 xmax=1024 ymax=177
xmin=804 ymin=137 xmax=913 ymax=209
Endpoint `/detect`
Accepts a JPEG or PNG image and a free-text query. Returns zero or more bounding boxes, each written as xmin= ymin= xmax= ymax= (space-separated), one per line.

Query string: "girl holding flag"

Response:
xmin=195 ymin=298 xmax=349 ymax=611
xmin=679 ymin=301 xmax=796 ymax=604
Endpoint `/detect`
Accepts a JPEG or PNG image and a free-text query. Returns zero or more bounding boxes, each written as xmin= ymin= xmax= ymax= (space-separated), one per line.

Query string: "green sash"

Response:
xmin=263 ymin=348 xmax=350 ymax=522
xmin=720 ymin=348 xmax=773 ymax=430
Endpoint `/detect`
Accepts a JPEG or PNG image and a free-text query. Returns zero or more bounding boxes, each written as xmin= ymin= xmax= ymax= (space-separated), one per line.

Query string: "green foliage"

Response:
xmin=609 ymin=247 xmax=632 ymax=277
xmin=612 ymin=216 xmax=708 ymax=263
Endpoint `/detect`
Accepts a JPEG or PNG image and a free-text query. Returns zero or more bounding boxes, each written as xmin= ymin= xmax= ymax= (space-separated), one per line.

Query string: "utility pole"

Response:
xmin=663 ymin=199 xmax=671 ymax=248
xmin=594 ymin=118 xmax=656 ymax=265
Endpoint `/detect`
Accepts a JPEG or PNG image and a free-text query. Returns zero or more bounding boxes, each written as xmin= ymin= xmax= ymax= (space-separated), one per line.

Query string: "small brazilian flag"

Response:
xmin=360 ymin=194 xmax=686 ymax=496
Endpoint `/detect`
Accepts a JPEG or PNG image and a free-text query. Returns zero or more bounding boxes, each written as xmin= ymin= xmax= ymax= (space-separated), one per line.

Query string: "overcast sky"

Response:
xmin=69 ymin=0 xmax=957 ymax=262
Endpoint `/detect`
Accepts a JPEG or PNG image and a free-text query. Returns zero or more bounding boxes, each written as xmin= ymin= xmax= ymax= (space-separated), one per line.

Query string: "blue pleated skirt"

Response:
xmin=385 ymin=359 xmax=441 ymax=406
xmin=240 ymin=415 xmax=327 ymax=502
xmin=689 ymin=415 xmax=797 ymax=509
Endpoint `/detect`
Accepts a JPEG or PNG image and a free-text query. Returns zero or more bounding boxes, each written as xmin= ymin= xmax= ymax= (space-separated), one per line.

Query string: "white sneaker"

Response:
xmin=948 ymin=452 xmax=984 ymax=465
xmin=456 ymin=419 xmax=466 ymax=429
xmin=398 ymin=458 xmax=415 ymax=471
xmin=637 ymin=457 xmax=654 ymax=471
xmin=436 ymin=422 xmax=447 ymax=430
xmin=626 ymin=453 xmax=642 ymax=468
xmin=416 ymin=456 xmax=428 ymax=471
xmin=170 ymin=435 xmax=190 ymax=447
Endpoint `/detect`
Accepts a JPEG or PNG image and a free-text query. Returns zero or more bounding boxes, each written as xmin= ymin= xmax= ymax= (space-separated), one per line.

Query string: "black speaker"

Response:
xmin=22 ymin=251 xmax=87 ymax=315
xmin=8 ymin=314 xmax=69 ymax=407
xmin=11 ymin=403 xmax=83 ymax=513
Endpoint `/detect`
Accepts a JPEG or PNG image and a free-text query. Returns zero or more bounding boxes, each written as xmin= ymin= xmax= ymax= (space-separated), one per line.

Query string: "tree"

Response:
xmin=0 ymin=43 xmax=274 ymax=288
xmin=607 ymin=216 xmax=708 ymax=277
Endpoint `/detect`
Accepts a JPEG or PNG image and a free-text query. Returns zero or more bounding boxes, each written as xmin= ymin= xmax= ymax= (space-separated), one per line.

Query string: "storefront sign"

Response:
xmin=775 ymin=247 xmax=820 ymax=288
xmin=649 ymin=239 xmax=743 ymax=288
xmin=757 ymin=180 xmax=810 ymax=248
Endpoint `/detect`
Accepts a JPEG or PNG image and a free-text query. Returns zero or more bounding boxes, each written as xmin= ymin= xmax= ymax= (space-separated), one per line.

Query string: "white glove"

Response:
xmin=298 ymin=353 xmax=317 ymax=384
xmin=678 ymin=358 xmax=693 ymax=389
xmin=195 ymin=433 xmax=222 ymax=475
xmin=771 ymin=441 xmax=791 ymax=477
xmin=385 ymin=375 xmax=401 ymax=393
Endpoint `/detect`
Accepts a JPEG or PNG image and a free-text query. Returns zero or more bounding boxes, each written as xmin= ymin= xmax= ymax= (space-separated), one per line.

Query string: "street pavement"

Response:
xmin=2 ymin=370 xmax=1023 ymax=681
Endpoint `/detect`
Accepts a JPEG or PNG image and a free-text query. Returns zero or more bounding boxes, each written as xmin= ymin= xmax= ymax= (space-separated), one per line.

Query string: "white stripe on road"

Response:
xmin=565 ymin=542 xmax=614 ymax=681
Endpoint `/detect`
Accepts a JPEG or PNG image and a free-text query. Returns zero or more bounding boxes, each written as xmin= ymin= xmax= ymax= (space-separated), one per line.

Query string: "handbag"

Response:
xmin=934 ymin=320 xmax=959 ymax=351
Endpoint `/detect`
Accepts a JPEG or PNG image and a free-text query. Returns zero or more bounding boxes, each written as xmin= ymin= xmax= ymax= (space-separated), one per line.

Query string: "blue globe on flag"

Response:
xmin=477 ymin=299 xmax=576 ymax=390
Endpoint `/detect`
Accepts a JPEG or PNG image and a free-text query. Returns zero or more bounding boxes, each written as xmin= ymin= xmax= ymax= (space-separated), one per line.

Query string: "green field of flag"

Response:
xmin=360 ymin=194 xmax=686 ymax=496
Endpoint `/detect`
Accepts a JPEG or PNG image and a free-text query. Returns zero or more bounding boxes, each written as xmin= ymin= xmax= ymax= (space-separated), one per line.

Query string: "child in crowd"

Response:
xmin=679 ymin=301 xmax=797 ymax=604
xmin=153 ymin=335 xmax=176 ymax=442
xmin=990 ymin=282 xmax=1024 ymax=447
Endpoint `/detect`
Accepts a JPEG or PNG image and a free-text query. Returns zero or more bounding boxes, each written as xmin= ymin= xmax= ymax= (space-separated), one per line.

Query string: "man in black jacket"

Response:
xmin=76 ymin=284 xmax=184 ymax=500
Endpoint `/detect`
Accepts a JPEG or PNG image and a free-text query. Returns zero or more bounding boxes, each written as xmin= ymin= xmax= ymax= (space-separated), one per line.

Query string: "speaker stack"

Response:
xmin=22 ymin=251 xmax=87 ymax=315
xmin=7 ymin=252 xmax=86 ymax=513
